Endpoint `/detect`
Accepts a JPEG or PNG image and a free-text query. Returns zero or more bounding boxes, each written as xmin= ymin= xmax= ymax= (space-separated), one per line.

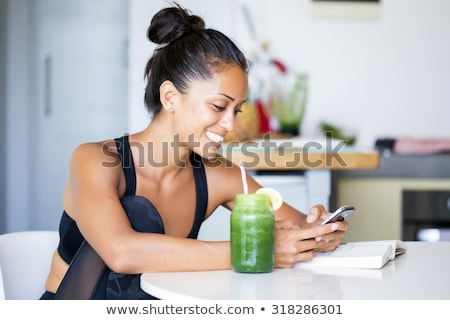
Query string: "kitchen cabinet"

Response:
xmin=333 ymin=154 xmax=450 ymax=242
xmin=336 ymin=178 xmax=450 ymax=242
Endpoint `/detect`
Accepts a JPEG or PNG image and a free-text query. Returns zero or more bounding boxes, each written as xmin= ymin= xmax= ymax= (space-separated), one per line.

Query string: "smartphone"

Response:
xmin=320 ymin=205 xmax=356 ymax=225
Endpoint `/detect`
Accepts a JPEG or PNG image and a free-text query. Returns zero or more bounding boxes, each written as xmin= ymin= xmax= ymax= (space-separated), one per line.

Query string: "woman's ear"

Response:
xmin=160 ymin=80 xmax=177 ymax=113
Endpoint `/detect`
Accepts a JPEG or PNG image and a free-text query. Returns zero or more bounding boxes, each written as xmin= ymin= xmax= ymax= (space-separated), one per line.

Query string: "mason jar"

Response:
xmin=230 ymin=193 xmax=275 ymax=273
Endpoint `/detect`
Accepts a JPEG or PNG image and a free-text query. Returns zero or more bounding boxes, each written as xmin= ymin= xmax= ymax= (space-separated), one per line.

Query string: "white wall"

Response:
xmin=129 ymin=0 xmax=450 ymax=147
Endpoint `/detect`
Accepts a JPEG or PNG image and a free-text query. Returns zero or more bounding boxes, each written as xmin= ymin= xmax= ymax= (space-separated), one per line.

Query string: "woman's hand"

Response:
xmin=312 ymin=221 xmax=347 ymax=253
xmin=303 ymin=204 xmax=349 ymax=253
xmin=273 ymin=205 xmax=348 ymax=268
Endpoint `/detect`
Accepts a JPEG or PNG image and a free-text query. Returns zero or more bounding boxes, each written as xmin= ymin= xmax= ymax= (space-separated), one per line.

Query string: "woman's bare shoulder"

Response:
xmin=68 ymin=139 xmax=124 ymax=187
xmin=63 ymin=139 xmax=126 ymax=215
xmin=71 ymin=139 xmax=120 ymax=166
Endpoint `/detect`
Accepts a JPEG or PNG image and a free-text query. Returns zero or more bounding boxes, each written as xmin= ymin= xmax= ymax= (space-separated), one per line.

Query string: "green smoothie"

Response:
xmin=230 ymin=193 xmax=275 ymax=273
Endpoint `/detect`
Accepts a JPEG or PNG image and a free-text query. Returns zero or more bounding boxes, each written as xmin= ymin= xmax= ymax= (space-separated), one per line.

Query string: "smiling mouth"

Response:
xmin=206 ymin=131 xmax=224 ymax=144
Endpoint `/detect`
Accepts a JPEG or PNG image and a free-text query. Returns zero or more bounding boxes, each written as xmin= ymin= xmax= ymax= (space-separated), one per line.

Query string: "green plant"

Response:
xmin=319 ymin=121 xmax=356 ymax=146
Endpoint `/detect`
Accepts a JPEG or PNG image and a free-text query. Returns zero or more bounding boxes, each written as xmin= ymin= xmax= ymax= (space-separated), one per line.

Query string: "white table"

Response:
xmin=141 ymin=241 xmax=450 ymax=299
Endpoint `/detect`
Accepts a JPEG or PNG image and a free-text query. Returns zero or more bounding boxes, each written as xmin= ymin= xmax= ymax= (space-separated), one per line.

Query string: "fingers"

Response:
xmin=275 ymin=235 xmax=318 ymax=255
xmin=306 ymin=204 xmax=327 ymax=223
xmin=315 ymin=240 xmax=341 ymax=253
xmin=315 ymin=219 xmax=348 ymax=238
xmin=275 ymin=219 xmax=300 ymax=230
xmin=274 ymin=220 xmax=347 ymax=267
xmin=275 ymin=223 xmax=339 ymax=255
xmin=300 ymin=222 xmax=340 ymax=240
xmin=275 ymin=222 xmax=340 ymax=249
xmin=273 ymin=209 xmax=349 ymax=269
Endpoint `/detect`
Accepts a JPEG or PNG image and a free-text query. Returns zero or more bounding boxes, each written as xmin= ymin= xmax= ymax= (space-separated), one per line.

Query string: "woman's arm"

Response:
xmin=67 ymin=143 xmax=232 ymax=273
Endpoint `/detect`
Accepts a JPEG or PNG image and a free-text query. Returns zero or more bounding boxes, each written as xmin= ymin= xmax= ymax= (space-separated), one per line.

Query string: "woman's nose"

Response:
xmin=219 ymin=110 xmax=236 ymax=132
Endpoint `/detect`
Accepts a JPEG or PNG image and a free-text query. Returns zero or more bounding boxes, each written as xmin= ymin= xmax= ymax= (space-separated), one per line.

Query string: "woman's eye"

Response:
xmin=212 ymin=104 xmax=242 ymax=115
xmin=213 ymin=104 xmax=226 ymax=112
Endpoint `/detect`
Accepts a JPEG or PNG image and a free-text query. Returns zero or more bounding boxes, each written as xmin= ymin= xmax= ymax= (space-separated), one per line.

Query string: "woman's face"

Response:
xmin=174 ymin=64 xmax=248 ymax=159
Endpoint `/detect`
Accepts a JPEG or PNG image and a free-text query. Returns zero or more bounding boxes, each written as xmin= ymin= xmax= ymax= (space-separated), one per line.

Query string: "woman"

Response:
xmin=40 ymin=4 xmax=347 ymax=300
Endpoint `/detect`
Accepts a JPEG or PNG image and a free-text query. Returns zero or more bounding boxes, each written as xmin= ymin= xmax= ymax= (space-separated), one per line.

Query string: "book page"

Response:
xmin=346 ymin=240 xmax=407 ymax=259
xmin=295 ymin=242 xmax=397 ymax=269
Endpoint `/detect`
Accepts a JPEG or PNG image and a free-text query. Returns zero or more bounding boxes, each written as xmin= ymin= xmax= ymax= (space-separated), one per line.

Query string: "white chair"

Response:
xmin=0 ymin=230 xmax=59 ymax=299
xmin=0 ymin=263 xmax=5 ymax=300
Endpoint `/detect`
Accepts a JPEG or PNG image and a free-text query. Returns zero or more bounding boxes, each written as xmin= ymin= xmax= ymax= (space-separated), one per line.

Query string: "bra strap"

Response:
xmin=114 ymin=135 xmax=137 ymax=196
xmin=188 ymin=152 xmax=208 ymax=238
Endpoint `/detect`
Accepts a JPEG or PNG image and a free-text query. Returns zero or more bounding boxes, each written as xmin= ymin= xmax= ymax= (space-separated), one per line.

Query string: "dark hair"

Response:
xmin=144 ymin=3 xmax=249 ymax=116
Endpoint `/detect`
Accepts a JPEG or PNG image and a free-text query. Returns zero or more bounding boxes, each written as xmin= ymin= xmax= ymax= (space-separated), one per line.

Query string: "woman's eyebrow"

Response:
xmin=211 ymin=92 xmax=235 ymax=101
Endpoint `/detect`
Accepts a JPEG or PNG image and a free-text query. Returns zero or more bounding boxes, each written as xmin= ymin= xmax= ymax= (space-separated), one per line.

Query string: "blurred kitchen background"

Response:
xmin=1 ymin=0 xmax=450 ymax=241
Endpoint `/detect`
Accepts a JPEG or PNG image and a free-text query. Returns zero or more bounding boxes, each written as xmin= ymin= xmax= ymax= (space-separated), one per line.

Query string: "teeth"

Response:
xmin=206 ymin=131 xmax=224 ymax=143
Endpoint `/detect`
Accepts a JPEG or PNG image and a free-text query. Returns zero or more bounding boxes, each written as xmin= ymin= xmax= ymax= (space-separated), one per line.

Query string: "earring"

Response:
xmin=169 ymin=107 xmax=174 ymax=113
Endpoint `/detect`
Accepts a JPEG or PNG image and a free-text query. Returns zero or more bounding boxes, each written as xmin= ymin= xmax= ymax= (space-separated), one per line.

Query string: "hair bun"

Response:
xmin=147 ymin=4 xmax=205 ymax=45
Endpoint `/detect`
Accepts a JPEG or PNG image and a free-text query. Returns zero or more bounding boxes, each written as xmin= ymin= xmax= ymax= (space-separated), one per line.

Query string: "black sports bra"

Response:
xmin=57 ymin=135 xmax=208 ymax=264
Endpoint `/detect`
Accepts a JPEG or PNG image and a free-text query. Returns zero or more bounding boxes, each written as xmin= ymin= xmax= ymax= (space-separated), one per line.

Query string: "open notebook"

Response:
xmin=295 ymin=240 xmax=407 ymax=270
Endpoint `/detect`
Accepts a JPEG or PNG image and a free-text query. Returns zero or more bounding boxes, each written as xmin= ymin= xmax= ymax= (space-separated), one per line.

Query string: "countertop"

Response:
xmin=220 ymin=137 xmax=379 ymax=171
xmin=332 ymin=152 xmax=450 ymax=178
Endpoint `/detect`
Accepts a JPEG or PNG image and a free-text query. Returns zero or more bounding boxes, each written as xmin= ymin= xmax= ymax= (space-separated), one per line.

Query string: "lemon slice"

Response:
xmin=256 ymin=187 xmax=283 ymax=211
